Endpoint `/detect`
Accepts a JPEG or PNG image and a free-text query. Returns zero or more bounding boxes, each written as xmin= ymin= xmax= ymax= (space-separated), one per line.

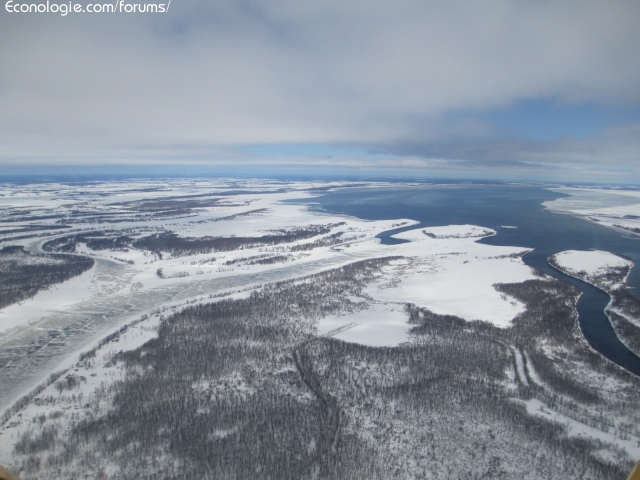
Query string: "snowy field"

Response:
xmin=0 ymin=179 xmax=537 ymax=411
xmin=0 ymin=313 xmax=163 ymax=466
xmin=0 ymin=180 xmax=399 ymax=409
xmin=544 ymin=187 xmax=640 ymax=236
xmin=1 ymin=179 xmax=640 ymax=478
xmin=550 ymin=250 xmax=633 ymax=290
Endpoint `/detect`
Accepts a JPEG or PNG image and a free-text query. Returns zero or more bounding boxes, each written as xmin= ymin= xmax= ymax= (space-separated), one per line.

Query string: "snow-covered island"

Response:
xmin=0 ymin=179 xmax=639 ymax=479
xmin=549 ymin=250 xmax=640 ymax=355
xmin=549 ymin=250 xmax=633 ymax=291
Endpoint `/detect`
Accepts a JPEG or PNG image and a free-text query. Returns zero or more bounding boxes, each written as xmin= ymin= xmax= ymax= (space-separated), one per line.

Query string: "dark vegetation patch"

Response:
xmin=0 ymin=214 xmax=66 ymax=223
xmin=608 ymin=289 xmax=640 ymax=354
xmin=610 ymin=289 xmax=640 ymax=325
xmin=14 ymin=260 xmax=636 ymax=479
xmin=42 ymin=223 xmax=346 ymax=257
xmin=15 ymin=425 xmax=59 ymax=456
xmin=41 ymin=228 xmax=153 ymax=253
xmin=615 ymin=225 xmax=640 ymax=235
xmin=31 ymin=257 xmax=394 ymax=479
xmin=132 ymin=223 xmax=345 ymax=256
xmin=224 ymin=254 xmax=294 ymax=266
xmin=548 ymin=254 xmax=640 ymax=357
xmin=109 ymin=196 xmax=225 ymax=216
xmin=290 ymin=232 xmax=347 ymax=251
xmin=2 ymin=194 xmax=248 ymax=228
xmin=249 ymin=255 xmax=293 ymax=265
xmin=43 ymin=231 xmax=134 ymax=253
xmin=0 ymin=246 xmax=94 ymax=309
xmin=197 ymin=208 xmax=271 ymax=223
xmin=0 ymin=224 xmax=71 ymax=235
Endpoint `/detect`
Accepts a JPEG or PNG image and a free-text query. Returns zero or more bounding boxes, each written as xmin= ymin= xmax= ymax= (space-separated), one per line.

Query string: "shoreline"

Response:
xmin=547 ymin=252 xmax=640 ymax=375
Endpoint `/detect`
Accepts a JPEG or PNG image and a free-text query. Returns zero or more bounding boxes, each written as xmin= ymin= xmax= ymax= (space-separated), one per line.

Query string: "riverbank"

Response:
xmin=549 ymin=250 xmax=640 ymax=357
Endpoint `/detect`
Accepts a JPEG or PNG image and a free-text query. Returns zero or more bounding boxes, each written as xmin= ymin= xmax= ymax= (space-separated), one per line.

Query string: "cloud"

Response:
xmin=1 ymin=0 xmax=639 ymax=180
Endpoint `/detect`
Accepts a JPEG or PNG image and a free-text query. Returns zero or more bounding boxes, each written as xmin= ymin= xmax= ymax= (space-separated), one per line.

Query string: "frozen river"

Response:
xmin=0 ymin=243 xmax=364 ymax=411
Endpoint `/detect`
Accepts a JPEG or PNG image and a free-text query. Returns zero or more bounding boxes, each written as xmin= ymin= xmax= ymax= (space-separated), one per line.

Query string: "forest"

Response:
xmin=6 ymin=256 xmax=638 ymax=479
xmin=548 ymin=253 xmax=640 ymax=356
xmin=0 ymin=246 xmax=94 ymax=309
xmin=41 ymin=223 xmax=347 ymax=257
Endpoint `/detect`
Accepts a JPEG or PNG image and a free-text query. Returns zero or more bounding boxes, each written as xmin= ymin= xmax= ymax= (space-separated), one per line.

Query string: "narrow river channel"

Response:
xmin=306 ymin=184 xmax=640 ymax=377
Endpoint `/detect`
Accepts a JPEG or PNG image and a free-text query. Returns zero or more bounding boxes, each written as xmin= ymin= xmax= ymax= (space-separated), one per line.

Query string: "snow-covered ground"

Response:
xmin=0 ymin=181 xmax=410 ymax=409
xmin=0 ymin=214 xmax=539 ymax=458
xmin=507 ymin=341 xmax=640 ymax=463
xmin=549 ymin=248 xmax=640 ymax=356
xmin=317 ymin=302 xmax=411 ymax=347
xmin=371 ymin=229 xmax=533 ymax=326
xmin=519 ymin=397 xmax=640 ymax=463
xmin=0 ymin=191 xmax=543 ymax=467
xmin=316 ymin=226 xmax=534 ymax=340
xmin=0 ymin=180 xmax=538 ymax=410
xmin=0 ymin=314 xmax=162 ymax=464
xmin=550 ymin=250 xmax=633 ymax=290
xmin=2 ymin=179 xmax=639 ymax=478
xmin=544 ymin=187 xmax=640 ymax=236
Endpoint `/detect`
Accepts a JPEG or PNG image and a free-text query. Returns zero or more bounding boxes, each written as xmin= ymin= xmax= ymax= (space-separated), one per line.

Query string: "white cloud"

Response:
xmin=1 ymin=0 xmax=639 ymax=177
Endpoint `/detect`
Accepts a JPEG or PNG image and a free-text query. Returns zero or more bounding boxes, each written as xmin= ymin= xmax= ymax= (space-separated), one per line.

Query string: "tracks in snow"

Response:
xmin=292 ymin=340 xmax=342 ymax=468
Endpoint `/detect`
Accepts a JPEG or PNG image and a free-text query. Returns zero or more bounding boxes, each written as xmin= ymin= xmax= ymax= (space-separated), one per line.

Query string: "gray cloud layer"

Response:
xmin=1 ymin=1 xmax=639 ymax=179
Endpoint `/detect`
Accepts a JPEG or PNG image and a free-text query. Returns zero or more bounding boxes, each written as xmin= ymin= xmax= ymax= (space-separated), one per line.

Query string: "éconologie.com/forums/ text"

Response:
xmin=5 ymin=0 xmax=170 ymax=15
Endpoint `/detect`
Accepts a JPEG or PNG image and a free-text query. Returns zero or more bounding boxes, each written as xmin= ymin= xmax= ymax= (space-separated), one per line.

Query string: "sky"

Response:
xmin=1 ymin=0 xmax=640 ymax=183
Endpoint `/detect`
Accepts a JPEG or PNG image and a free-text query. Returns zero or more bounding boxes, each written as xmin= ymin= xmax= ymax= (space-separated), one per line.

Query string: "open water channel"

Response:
xmin=304 ymin=184 xmax=640 ymax=376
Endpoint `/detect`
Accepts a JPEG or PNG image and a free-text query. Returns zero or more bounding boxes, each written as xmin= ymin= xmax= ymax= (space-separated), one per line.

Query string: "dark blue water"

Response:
xmin=299 ymin=184 xmax=640 ymax=376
